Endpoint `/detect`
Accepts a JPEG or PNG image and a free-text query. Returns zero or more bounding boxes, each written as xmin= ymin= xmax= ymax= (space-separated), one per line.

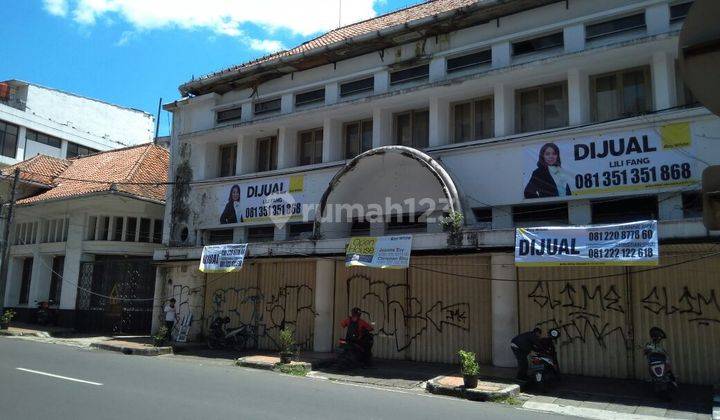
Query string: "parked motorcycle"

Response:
xmin=35 ymin=300 xmax=57 ymax=326
xmin=527 ymin=328 xmax=561 ymax=388
xmin=336 ymin=333 xmax=373 ymax=370
xmin=206 ymin=317 xmax=257 ymax=351
xmin=644 ymin=327 xmax=678 ymax=400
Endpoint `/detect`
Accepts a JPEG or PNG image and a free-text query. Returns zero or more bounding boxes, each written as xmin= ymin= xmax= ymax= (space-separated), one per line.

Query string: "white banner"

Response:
xmin=216 ymin=175 xmax=305 ymax=226
xmin=523 ymin=123 xmax=697 ymax=200
xmin=345 ymin=235 xmax=412 ymax=269
xmin=199 ymin=244 xmax=248 ymax=273
xmin=515 ymin=220 xmax=658 ymax=267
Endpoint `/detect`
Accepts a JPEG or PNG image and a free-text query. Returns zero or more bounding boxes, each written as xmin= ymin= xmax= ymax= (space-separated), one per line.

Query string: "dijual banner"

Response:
xmin=345 ymin=235 xmax=413 ymax=269
xmin=199 ymin=244 xmax=248 ymax=273
xmin=515 ymin=220 xmax=658 ymax=267
xmin=217 ymin=175 xmax=305 ymax=226
xmin=522 ymin=123 xmax=697 ymax=200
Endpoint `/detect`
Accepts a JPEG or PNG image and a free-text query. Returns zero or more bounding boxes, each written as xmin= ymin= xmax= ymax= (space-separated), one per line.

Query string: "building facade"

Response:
xmin=156 ymin=0 xmax=720 ymax=385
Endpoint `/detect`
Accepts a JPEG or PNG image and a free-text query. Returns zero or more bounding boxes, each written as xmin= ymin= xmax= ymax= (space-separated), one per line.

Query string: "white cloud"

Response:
xmin=247 ymin=38 xmax=286 ymax=54
xmin=43 ymin=0 xmax=68 ymax=17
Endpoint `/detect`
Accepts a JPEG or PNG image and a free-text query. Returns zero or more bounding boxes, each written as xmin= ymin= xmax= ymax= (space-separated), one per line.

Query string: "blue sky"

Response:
xmin=0 ymin=0 xmax=408 ymax=135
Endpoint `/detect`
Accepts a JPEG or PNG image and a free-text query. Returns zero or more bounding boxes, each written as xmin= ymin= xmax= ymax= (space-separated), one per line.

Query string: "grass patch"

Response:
xmin=490 ymin=395 xmax=522 ymax=406
xmin=274 ymin=363 xmax=309 ymax=376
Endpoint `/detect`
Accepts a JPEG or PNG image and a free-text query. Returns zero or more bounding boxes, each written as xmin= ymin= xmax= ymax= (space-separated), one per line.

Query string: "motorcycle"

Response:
xmin=336 ymin=333 xmax=373 ymax=370
xmin=527 ymin=328 xmax=561 ymax=388
xmin=206 ymin=317 xmax=257 ymax=351
xmin=644 ymin=327 xmax=678 ymax=400
xmin=36 ymin=300 xmax=57 ymax=326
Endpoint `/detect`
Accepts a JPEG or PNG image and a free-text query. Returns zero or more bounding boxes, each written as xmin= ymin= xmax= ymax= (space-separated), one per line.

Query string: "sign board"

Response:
xmin=523 ymin=124 xmax=697 ymax=200
xmin=345 ymin=235 xmax=412 ymax=269
xmin=217 ymin=175 xmax=305 ymax=226
xmin=515 ymin=220 xmax=658 ymax=267
xmin=199 ymin=243 xmax=248 ymax=273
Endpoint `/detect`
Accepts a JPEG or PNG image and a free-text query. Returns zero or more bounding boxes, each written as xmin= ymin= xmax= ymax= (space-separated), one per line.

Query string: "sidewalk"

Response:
xmin=90 ymin=336 xmax=173 ymax=356
xmin=0 ymin=322 xmax=76 ymax=337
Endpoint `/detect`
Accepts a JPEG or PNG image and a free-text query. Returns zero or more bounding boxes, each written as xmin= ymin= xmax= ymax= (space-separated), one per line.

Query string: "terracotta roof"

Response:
xmin=15 ymin=144 xmax=169 ymax=205
xmin=1 ymin=155 xmax=70 ymax=187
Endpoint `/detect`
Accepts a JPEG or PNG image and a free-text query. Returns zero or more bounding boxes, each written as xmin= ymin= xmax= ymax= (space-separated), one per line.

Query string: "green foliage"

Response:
xmin=153 ymin=326 xmax=168 ymax=347
xmin=458 ymin=349 xmax=479 ymax=376
xmin=491 ymin=395 xmax=522 ymax=405
xmin=278 ymin=327 xmax=296 ymax=354
xmin=441 ymin=211 xmax=464 ymax=247
xmin=1 ymin=309 xmax=16 ymax=324
xmin=274 ymin=363 xmax=308 ymax=376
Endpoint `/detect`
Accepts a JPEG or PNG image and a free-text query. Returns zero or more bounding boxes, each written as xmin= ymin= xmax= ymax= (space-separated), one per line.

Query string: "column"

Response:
xmin=569 ymin=200 xmax=592 ymax=225
xmin=241 ymin=102 xmax=253 ymax=122
xmin=150 ymin=266 xmax=166 ymax=335
xmin=568 ymin=68 xmax=590 ymax=125
xmin=658 ymin=192 xmax=684 ymax=221
xmin=491 ymin=41 xmax=511 ymax=68
xmin=429 ymin=57 xmax=446 ymax=82
xmin=429 ymin=96 xmax=450 ymax=147
xmin=652 ymin=51 xmax=676 ymax=110
xmin=189 ymin=141 xmax=208 ymax=180
xmin=374 ymin=70 xmax=390 ymax=93
xmin=281 ymin=93 xmax=294 ymax=114
xmin=59 ymin=140 xmax=68 ymax=160
xmin=369 ymin=220 xmax=385 ymax=236
xmin=313 ymin=259 xmax=335 ymax=352
xmin=3 ymin=257 xmax=21 ymax=307
xmin=237 ymin=135 xmax=257 ymax=175
xmin=491 ymin=253 xmax=518 ymax=367
xmin=59 ymin=213 xmax=86 ymax=311
xmin=372 ymin=108 xmax=393 ymax=148
xmin=15 ymin=126 xmax=27 ymax=161
xmin=325 ymin=82 xmax=339 ymax=106
xmin=28 ymin=252 xmax=52 ymax=305
xmin=322 ymin=118 xmax=343 ymax=162
xmin=274 ymin=225 xmax=288 ymax=241
xmin=233 ymin=227 xmax=247 ymax=243
xmin=277 ymin=126 xmax=298 ymax=169
xmin=646 ymin=3 xmax=670 ymax=36
xmin=563 ymin=24 xmax=585 ymax=53
xmin=492 ymin=206 xmax=512 ymax=229
xmin=493 ymin=84 xmax=514 ymax=137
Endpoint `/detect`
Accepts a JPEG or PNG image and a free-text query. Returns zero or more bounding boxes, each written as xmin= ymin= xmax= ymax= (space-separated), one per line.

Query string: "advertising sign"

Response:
xmin=523 ymin=123 xmax=697 ymax=199
xmin=199 ymin=243 xmax=248 ymax=273
xmin=217 ymin=175 xmax=305 ymax=226
xmin=515 ymin=220 xmax=658 ymax=267
xmin=345 ymin=235 xmax=413 ymax=269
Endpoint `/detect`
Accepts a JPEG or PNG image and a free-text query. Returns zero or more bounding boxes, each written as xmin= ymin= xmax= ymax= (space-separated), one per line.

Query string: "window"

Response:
xmin=350 ymin=217 xmax=371 ymax=236
xmin=19 ymin=257 xmax=33 ymax=305
xmin=390 ymin=64 xmax=429 ymax=85
xmin=682 ymin=191 xmax=702 ymax=218
xmin=585 ymin=13 xmax=646 ymax=40
xmin=207 ymin=229 xmax=234 ymax=245
xmin=219 ymin=143 xmax=237 ymax=177
xmin=49 ymin=256 xmax=64 ymax=303
xmin=295 ymin=88 xmax=325 ymax=107
xmin=247 ymin=226 xmax=275 ymax=242
xmin=386 ymin=213 xmax=426 ymax=234
xmin=66 ymin=142 xmax=97 ymax=158
xmin=153 ymin=219 xmax=163 ymax=243
xmin=288 ymin=222 xmax=314 ymax=240
xmin=516 ymin=82 xmax=568 ymax=132
xmin=26 ymin=129 xmax=61 ymax=148
xmin=254 ymin=98 xmax=281 ymax=116
xmin=591 ymin=196 xmax=658 ymax=224
xmin=447 ymin=49 xmax=491 ymax=73
xmin=340 ymin=77 xmax=374 ymax=97
xmin=113 ymin=217 xmax=124 ymax=241
xmin=87 ymin=216 xmax=97 ymax=240
xmin=591 ymin=67 xmax=652 ymax=122
xmin=0 ymin=120 xmax=18 ymax=158
xmin=512 ymin=32 xmax=563 ymax=56
xmin=99 ymin=216 xmax=110 ymax=240
xmin=217 ymin=106 xmax=242 ymax=124
xmin=513 ymin=203 xmax=568 ymax=226
xmin=139 ymin=218 xmax=151 ymax=242
xmin=344 ymin=119 xmax=373 ymax=159
xmin=453 ymin=97 xmax=494 ymax=142
xmin=126 ymin=217 xmax=137 ymax=242
xmin=298 ymin=128 xmax=323 ymax=166
xmin=256 ymin=136 xmax=278 ymax=172
xmin=394 ymin=109 xmax=429 ymax=148
xmin=472 ymin=207 xmax=493 ymax=226
xmin=670 ymin=2 xmax=693 ymax=23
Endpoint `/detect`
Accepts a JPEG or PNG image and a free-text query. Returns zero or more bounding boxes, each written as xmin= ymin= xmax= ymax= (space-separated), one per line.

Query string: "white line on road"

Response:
xmin=16 ymin=368 xmax=103 ymax=386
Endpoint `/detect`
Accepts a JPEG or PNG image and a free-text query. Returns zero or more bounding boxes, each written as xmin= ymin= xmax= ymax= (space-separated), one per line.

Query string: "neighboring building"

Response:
xmin=0 ymin=80 xmax=155 ymax=167
xmin=1 ymin=144 xmax=168 ymax=333
xmin=157 ymin=0 xmax=720 ymax=385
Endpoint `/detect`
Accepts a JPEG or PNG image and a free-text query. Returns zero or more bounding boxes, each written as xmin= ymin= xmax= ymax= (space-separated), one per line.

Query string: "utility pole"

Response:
xmin=0 ymin=169 xmax=20 ymax=312
xmin=154 ymin=97 xmax=163 ymax=144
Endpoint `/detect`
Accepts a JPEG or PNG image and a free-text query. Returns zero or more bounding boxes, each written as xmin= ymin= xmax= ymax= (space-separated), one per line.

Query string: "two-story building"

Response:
xmin=155 ymin=0 xmax=720 ymax=385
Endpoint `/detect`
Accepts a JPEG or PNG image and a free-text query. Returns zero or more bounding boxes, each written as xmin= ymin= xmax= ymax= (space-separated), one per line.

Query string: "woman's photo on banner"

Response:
xmin=524 ymin=142 xmax=573 ymax=199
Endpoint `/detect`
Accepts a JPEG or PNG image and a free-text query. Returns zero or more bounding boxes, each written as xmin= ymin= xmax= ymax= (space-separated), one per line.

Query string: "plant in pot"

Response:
xmin=0 ymin=309 xmax=15 ymax=330
xmin=153 ymin=326 xmax=168 ymax=347
xmin=458 ymin=349 xmax=479 ymax=388
xmin=278 ymin=327 xmax=296 ymax=364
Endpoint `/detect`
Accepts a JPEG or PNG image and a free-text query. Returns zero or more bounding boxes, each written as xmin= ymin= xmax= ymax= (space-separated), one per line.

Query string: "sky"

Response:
xmin=0 ymin=0 xmax=411 ymax=135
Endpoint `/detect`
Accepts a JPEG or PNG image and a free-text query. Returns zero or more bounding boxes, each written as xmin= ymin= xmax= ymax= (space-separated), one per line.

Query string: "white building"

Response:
xmin=156 ymin=0 xmax=720 ymax=385
xmin=0 ymin=80 xmax=154 ymax=167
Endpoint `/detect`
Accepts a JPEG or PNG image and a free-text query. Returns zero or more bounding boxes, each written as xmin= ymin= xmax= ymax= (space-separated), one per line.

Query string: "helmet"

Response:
xmin=649 ymin=326 xmax=666 ymax=340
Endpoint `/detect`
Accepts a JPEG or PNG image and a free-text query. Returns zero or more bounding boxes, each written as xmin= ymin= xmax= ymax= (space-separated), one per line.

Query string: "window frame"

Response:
xmin=207 ymin=229 xmax=234 ymax=245
xmin=515 ymin=81 xmax=569 ymax=133
xmin=297 ymin=127 xmax=324 ymax=166
xmin=216 ymin=106 xmax=243 ymax=124
xmin=254 ymin=98 xmax=281 ymax=116
xmin=451 ymin=96 xmax=494 ymax=143
xmin=343 ymin=119 xmax=373 ymax=159
xmin=512 ymin=32 xmax=564 ymax=57
xmin=389 ymin=64 xmax=430 ymax=86
xmin=66 ymin=141 xmax=97 ymax=158
xmin=392 ymin=108 xmax=429 ymax=149
xmin=26 ymin=129 xmax=61 ymax=148
xmin=585 ymin=13 xmax=647 ymax=41
xmin=247 ymin=226 xmax=275 ymax=243
xmin=591 ymin=196 xmax=658 ymax=224
xmin=340 ymin=77 xmax=374 ymax=97
xmin=0 ymin=120 xmax=19 ymax=158
xmin=446 ymin=49 xmax=492 ymax=73
xmin=670 ymin=2 xmax=693 ymax=23
xmin=295 ymin=88 xmax=325 ymax=107
xmin=218 ymin=143 xmax=238 ymax=177
xmin=590 ymin=66 xmax=653 ymax=122
xmin=256 ymin=136 xmax=278 ymax=172
xmin=512 ymin=203 xmax=569 ymax=227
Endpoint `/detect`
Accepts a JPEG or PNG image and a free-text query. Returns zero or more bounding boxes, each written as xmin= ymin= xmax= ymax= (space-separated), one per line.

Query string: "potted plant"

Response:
xmin=278 ymin=327 xmax=296 ymax=364
xmin=458 ymin=349 xmax=479 ymax=388
xmin=440 ymin=211 xmax=464 ymax=248
xmin=0 ymin=309 xmax=15 ymax=330
xmin=153 ymin=326 xmax=168 ymax=347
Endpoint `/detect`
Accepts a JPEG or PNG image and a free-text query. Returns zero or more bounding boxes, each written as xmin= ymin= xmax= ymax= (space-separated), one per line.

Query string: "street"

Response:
xmin=0 ymin=338 xmax=574 ymax=420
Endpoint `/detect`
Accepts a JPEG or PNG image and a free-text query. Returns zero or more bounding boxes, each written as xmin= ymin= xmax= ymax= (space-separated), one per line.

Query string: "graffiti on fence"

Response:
xmin=641 ymin=286 xmax=720 ymax=326
xmin=345 ymin=274 xmax=470 ymax=353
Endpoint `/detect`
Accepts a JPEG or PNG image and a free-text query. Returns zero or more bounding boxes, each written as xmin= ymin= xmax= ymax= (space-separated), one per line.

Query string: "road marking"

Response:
xmin=16 ymin=368 xmax=103 ymax=386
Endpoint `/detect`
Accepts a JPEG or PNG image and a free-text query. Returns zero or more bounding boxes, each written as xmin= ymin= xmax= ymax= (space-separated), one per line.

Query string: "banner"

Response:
xmin=522 ymin=123 xmax=697 ymax=200
xmin=515 ymin=220 xmax=658 ymax=267
xmin=218 ymin=175 xmax=305 ymax=226
xmin=345 ymin=235 xmax=412 ymax=269
xmin=199 ymin=243 xmax=248 ymax=273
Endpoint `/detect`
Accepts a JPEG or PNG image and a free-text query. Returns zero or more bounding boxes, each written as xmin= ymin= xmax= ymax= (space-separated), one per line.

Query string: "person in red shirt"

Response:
xmin=340 ymin=307 xmax=374 ymax=365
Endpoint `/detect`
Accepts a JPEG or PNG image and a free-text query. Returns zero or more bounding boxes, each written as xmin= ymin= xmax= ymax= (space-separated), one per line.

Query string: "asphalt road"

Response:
xmin=0 ymin=338 xmax=574 ymax=420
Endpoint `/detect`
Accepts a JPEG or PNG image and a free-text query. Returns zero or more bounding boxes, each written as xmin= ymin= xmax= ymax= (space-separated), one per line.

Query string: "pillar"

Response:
xmin=491 ymin=252 xmax=518 ymax=367
xmin=281 ymin=93 xmax=294 ymax=114
xmin=15 ymin=126 xmax=27 ymax=161
xmin=58 ymin=213 xmax=85 ymax=310
xmin=652 ymin=51 xmax=676 ymax=111
xmin=151 ymin=266 xmax=166 ymax=335
xmin=658 ymin=192 xmax=684 ymax=221
xmin=313 ymin=259 xmax=335 ymax=352
xmin=241 ymin=102 xmax=253 ymax=122
xmin=568 ymin=68 xmax=589 ymax=125
xmin=189 ymin=141 xmax=208 ymax=180
xmin=491 ymin=41 xmax=511 ymax=68
xmin=429 ymin=57 xmax=447 ymax=82
xmin=493 ymin=84 xmax=514 ymax=137
xmin=237 ymin=135 xmax=257 ymax=175
xmin=325 ymin=82 xmax=339 ymax=106
xmin=569 ymin=200 xmax=592 ymax=225
xmin=492 ymin=206 xmax=513 ymax=230
xmin=277 ymin=126 xmax=298 ymax=169
xmin=645 ymin=3 xmax=670 ymax=36
xmin=563 ymin=24 xmax=585 ymax=53
xmin=322 ymin=118 xmax=343 ymax=162
xmin=372 ymin=108 xmax=393 ymax=147
xmin=374 ymin=70 xmax=390 ymax=93
xmin=429 ymin=97 xmax=450 ymax=147
xmin=274 ymin=225 xmax=288 ymax=241
xmin=28 ymin=251 xmax=52 ymax=305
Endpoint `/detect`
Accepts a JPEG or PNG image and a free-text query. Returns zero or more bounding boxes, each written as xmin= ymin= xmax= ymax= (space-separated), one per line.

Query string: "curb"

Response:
xmin=91 ymin=342 xmax=173 ymax=356
xmin=713 ymin=384 xmax=719 ymax=420
xmin=0 ymin=329 xmax=51 ymax=338
xmin=236 ymin=356 xmax=311 ymax=373
xmin=425 ymin=376 xmax=520 ymax=402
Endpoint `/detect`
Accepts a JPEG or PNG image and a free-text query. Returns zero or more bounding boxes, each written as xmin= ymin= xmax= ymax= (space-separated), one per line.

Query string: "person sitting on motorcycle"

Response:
xmin=510 ymin=327 xmax=542 ymax=380
xmin=644 ymin=326 xmax=676 ymax=383
xmin=340 ymin=307 xmax=374 ymax=366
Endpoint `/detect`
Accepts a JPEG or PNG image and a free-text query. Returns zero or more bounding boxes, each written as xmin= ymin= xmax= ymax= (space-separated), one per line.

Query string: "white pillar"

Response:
xmin=4 ymin=257 xmax=21 ymax=307
xmin=28 ymin=251 xmax=52 ymax=305
xmin=281 ymin=93 xmax=294 ymax=114
xmin=569 ymin=200 xmax=592 ymax=225
xmin=237 ymin=135 xmax=257 ymax=175
xmin=15 ymin=126 xmax=27 ymax=161
xmin=429 ymin=96 xmax=450 ymax=147
xmin=190 ymin=141 xmax=208 ymax=180
xmin=241 ymin=102 xmax=253 ymax=122
xmin=374 ymin=71 xmax=390 ymax=93
xmin=59 ymin=140 xmax=68 ymax=160
xmin=491 ymin=253 xmax=518 ymax=368
xmin=493 ymin=84 xmax=514 ymax=137
xmin=491 ymin=41 xmax=511 ymax=68
xmin=563 ymin=24 xmax=585 ymax=53
xmin=322 ymin=118 xmax=343 ymax=163
xmin=568 ymin=68 xmax=589 ymax=125
xmin=233 ymin=227 xmax=247 ymax=243
xmin=652 ymin=51 xmax=676 ymax=110
xmin=645 ymin=3 xmax=670 ymax=36
xmin=59 ymin=213 xmax=85 ymax=310
xmin=151 ymin=266 xmax=165 ymax=335
xmin=325 ymin=82 xmax=339 ymax=106
xmin=274 ymin=225 xmax=288 ymax=241
xmin=372 ymin=108 xmax=393 ymax=148
xmin=429 ymin=57 xmax=446 ymax=82
xmin=277 ymin=126 xmax=298 ymax=169
xmin=313 ymin=259 xmax=335 ymax=352
xmin=492 ymin=206 xmax=513 ymax=229
xmin=658 ymin=192 xmax=683 ymax=221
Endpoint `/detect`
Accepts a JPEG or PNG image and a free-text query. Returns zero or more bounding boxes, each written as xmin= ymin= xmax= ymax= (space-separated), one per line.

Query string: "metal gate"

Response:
xmin=75 ymin=258 xmax=155 ymax=334
xmin=518 ymin=244 xmax=720 ymax=385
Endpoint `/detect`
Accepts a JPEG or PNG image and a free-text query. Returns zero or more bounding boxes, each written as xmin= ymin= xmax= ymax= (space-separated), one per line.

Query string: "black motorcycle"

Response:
xmin=527 ymin=328 xmax=561 ymax=389
xmin=336 ymin=333 xmax=373 ymax=370
xmin=644 ymin=327 xmax=678 ymax=400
